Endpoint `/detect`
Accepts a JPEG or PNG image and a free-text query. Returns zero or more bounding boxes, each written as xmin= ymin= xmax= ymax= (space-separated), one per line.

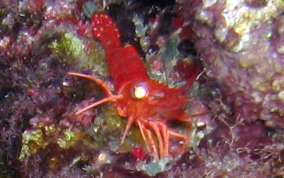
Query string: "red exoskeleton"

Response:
xmin=68 ymin=13 xmax=201 ymax=159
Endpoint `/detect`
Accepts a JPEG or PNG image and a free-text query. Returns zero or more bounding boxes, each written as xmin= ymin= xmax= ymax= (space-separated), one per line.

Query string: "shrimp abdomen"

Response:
xmin=92 ymin=14 xmax=148 ymax=90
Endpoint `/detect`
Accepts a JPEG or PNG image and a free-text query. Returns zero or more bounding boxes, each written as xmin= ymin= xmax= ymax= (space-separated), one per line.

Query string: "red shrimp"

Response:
xmin=68 ymin=13 xmax=201 ymax=159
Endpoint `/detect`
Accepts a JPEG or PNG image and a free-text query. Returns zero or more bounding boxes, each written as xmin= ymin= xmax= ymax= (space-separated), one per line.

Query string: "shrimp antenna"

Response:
xmin=67 ymin=72 xmax=123 ymax=115
xmin=68 ymin=72 xmax=113 ymax=96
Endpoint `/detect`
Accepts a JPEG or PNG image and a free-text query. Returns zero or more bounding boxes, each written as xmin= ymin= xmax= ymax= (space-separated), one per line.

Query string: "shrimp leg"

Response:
xmin=137 ymin=121 xmax=159 ymax=159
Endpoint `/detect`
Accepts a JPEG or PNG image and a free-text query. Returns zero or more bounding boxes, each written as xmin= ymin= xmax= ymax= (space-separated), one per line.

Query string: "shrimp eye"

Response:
xmin=130 ymin=82 xmax=148 ymax=99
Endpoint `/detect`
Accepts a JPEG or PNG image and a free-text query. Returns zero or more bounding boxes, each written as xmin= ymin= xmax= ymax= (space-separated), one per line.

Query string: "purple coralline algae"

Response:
xmin=186 ymin=0 xmax=284 ymax=128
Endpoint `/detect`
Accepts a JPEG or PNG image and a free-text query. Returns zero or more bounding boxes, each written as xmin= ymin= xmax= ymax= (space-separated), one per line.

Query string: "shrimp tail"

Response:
xmin=92 ymin=13 xmax=122 ymax=53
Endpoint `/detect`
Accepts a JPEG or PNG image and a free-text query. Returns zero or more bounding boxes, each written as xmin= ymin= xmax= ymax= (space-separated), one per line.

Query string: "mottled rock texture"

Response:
xmin=186 ymin=0 xmax=284 ymax=128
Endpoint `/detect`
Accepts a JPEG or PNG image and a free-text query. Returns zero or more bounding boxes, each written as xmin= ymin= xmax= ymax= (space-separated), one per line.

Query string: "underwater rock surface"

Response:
xmin=186 ymin=0 xmax=284 ymax=128
xmin=1 ymin=0 xmax=284 ymax=177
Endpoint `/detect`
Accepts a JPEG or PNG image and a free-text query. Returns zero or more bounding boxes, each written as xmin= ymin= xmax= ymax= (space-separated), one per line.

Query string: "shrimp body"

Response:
xmin=68 ymin=13 xmax=199 ymax=159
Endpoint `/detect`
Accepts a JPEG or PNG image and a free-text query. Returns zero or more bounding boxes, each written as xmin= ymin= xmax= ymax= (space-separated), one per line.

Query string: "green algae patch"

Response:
xmin=101 ymin=104 xmax=124 ymax=131
xmin=19 ymin=124 xmax=99 ymax=161
xmin=50 ymin=33 xmax=84 ymax=59
xmin=57 ymin=129 xmax=81 ymax=149
xmin=49 ymin=32 xmax=108 ymax=77
xmin=20 ymin=129 xmax=47 ymax=160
